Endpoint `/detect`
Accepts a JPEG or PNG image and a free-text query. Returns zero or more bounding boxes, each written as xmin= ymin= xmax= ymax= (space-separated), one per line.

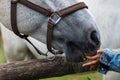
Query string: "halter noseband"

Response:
xmin=11 ymin=0 xmax=88 ymax=56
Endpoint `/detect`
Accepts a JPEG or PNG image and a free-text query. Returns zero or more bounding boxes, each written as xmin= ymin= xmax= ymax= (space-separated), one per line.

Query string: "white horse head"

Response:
xmin=0 ymin=0 xmax=101 ymax=62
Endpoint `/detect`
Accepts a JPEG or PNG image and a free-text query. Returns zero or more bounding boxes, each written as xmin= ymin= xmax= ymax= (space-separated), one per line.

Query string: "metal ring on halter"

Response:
xmin=46 ymin=51 xmax=57 ymax=61
xmin=49 ymin=12 xmax=61 ymax=24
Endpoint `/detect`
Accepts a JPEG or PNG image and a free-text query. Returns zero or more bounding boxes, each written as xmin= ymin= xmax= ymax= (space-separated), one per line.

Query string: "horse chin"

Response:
xmin=65 ymin=48 xmax=98 ymax=63
xmin=65 ymin=50 xmax=85 ymax=63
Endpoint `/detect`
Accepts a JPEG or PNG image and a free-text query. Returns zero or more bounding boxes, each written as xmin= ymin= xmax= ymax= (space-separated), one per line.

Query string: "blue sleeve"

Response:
xmin=97 ymin=48 xmax=120 ymax=74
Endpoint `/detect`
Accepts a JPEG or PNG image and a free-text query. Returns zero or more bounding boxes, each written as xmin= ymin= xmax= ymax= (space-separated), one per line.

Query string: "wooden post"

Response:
xmin=0 ymin=56 xmax=89 ymax=80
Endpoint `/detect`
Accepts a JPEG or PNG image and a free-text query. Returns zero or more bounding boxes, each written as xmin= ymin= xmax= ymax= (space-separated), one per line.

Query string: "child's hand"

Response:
xmin=82 ymin=49 xmax=105 ymax=70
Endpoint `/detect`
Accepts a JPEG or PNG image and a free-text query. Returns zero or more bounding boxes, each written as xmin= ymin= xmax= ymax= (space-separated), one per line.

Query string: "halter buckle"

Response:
xmin=49 ymin=12 xmax=61 ymax=24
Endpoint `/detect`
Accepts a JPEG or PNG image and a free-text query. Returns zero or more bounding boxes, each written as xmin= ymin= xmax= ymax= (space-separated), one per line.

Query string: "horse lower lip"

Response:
xmin=84 ymin=50 xmax=97 ymax=57
xmin=77 ymin=50 xmax=86 ymax=62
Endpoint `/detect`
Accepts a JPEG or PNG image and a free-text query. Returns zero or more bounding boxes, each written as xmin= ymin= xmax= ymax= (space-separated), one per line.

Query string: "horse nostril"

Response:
xmin=90 ymin=31 xmax=100 ymax=46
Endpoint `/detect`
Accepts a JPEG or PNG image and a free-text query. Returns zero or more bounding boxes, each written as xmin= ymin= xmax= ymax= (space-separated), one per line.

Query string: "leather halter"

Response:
xmin=11 ymin=0 xmax=88 ymax=56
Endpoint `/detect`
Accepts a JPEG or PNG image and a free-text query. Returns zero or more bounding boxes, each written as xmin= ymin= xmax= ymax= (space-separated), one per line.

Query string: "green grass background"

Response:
xmin=0 ymin=35 xmax=102 ymax=80
xmin=42 ymin=72 xmax=102 ymax=80
xmin=0 ymin=36 xmax=6 ymax=63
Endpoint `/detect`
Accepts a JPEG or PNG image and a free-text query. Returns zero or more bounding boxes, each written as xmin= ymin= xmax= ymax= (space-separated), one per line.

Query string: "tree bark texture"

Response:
xmin=0 ymin=56 xmax=89 ymax=80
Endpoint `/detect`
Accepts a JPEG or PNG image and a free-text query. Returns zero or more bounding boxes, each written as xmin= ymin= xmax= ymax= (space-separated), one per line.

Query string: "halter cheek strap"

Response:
xmin=11 ymin=0 xmax=88 ymax=56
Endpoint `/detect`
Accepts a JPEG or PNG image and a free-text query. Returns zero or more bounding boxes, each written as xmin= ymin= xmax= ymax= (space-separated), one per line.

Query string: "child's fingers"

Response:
xmin=82 ymin=60 xmax=98 ymax=67
xmin=85 ymin=54 xmax=100 ymax=60
xmin=97 ymin=49 xmax=105 ymax=54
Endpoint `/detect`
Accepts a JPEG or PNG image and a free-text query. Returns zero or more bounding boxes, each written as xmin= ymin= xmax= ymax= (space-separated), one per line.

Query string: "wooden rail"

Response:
xmin=0 ymin=56 xmax=90 ymax=80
